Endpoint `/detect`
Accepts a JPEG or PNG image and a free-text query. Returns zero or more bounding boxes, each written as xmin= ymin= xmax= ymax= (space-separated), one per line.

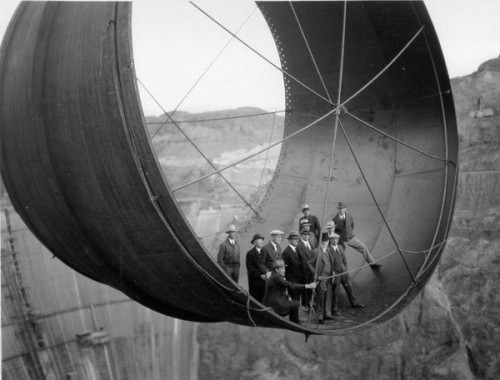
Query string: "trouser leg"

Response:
xmin=289 ymin=288 xmax=301 ymax=302
xmin=340 ymin=274 xmax=358 ymax=307
xmin=224 ymin=265 xmax=240 ymax=283
xmin=331 ymin=277 xmax=340 ymax=314
xmin=315 ymin=284 xmax=325 ymax=319
xmin=288 ymin=301 xmax=301 ymax=323
xmin=324 ymin=280 xmax=333 ymax=317
xmin=348 ymin=236 xmax=375 ymax=264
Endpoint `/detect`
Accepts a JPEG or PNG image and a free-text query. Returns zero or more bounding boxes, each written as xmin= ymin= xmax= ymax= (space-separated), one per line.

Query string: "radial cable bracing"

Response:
xmin=173 ymin=108 xmax=337 ymax=192
xmin=137 ymin=78 xmax=261 ymax=218
xmin=150 ymin=6 xmax=258 ymax=139
xmin=290 ymin=2 xmax=332 ymax=103
xmin=345 ymin=111 xmax=450 ymax=163
xmin=340 ymin=25 xmax=425 ymax=108
xmin=338 ymin=118 xmax=416 ymax=283
xmin=190 ymin=1 xmax=335 ymax=107
xmin=308 ymin=0 xmax=348 ymax=329
xmin=147 ymin=109 xmax=287 ymax=126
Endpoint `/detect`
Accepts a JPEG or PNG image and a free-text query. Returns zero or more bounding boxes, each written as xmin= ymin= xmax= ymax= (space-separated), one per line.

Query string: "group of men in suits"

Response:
xmin=218 ymin=202 xmax=381 ymax=325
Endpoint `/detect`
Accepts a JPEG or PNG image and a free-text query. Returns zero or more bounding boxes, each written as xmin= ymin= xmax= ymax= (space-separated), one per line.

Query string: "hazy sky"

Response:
xmin=1 ymin=0 xmax=499 ymax=116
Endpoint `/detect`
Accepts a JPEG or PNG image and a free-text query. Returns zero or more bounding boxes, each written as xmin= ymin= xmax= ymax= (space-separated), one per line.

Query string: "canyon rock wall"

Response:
xmin=196 ymin=57 xmax=500 ymax=380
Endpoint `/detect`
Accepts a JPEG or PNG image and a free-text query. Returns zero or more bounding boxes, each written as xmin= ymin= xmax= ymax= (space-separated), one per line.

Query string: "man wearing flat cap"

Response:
xmin=333 ymin=202 xmax=381 ymax=270
xmin=299 ymin=204 xmax=321 ymax=244
xmin=262 ymin=259 xmax=317 ymax=325
xmin=245 ymin=233 xmax=268 ymax=302
xmin=217 ymin=224 xmax=241 ymax=283
xmin=262 ymin=229 xmax=284 ymax=272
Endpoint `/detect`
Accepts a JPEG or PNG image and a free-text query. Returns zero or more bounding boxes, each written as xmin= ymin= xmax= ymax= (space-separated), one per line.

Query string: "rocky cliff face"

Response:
xmin=196 ymin=56 xmax=500 ymax=380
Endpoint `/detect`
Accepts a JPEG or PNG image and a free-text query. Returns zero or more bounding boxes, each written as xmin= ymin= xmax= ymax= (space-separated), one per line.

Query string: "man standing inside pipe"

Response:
xmin=217 ymin=225 xmax=241 ymax=283
xmin=299 ymin=204 xmax=321 ymax=243
xmin=297 ymin=229 xmax=316 ymax=311
xmin=246 ymin=233 xmax=268 ymax=302
xmin=263 ymin=230 xmax=284 ymax=272
xmin=312 ymin=232 xmax=335 ymax=323
xmin=329 ymin=233 xmax=364 ymax=315
xmin=282 ymin=231 xmax=313 ymax=306
xmin=333 ymin=202 xmax=381 ymax=270
xmin=263 ymin=259 xmax=317 ymax=325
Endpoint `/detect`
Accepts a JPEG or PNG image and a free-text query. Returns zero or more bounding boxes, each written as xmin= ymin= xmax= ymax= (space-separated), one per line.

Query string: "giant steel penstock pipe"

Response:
xmin=0 ymin=1 xmax=458 ymax=334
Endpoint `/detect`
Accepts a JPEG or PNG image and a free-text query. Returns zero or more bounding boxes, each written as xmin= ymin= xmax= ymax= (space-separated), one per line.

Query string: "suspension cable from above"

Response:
xmin=173 ymin=108 xmax=338 ymax=192
xmin=137 ymin=78 xmax=262 ymax=218
xmin=308 ymin=0 xmax=348 ymax=329
xmin=338 ymin=118 xmax=417 ymax=283
xmin=345 ymin=110 xmax=451 ymax=163
xmin=289 ymin=2 xmax=333 ymax=104
xmin=340 ymin=25 xmax=425 ymax=108
xmin=147 ymin=109 xmax=287 ymax=126
xmin=150 ymin=6 xmax=258 ymax=140
xmin=190 ymin=1 xmax=335 ymax=108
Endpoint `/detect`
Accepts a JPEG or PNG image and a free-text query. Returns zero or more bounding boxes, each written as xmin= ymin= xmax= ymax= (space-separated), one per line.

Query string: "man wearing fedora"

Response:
xmin=282 ymin=231 xmax=315 ymax=305
xmin=329 ymin=232 xmax=364 ymax=314
xmin=333 ymin=202 xmax=381 ymax=270
xmin=263 ymin=229 xmax=284 ymax=272
xmin=262 ymin=259 xmax=317 ymax=325
xmin=299 ymin=204 xmax=321 ymax=243
xmin=246 ymin=233 xmax=268 ymax=302
xmin=312 ymin=232 xmax=335 ymax=323
xmin=217 ymin=224 xmax=241 ymax=283
xmin=299 ymin=219 xmax=318 ymax=248
xmin=297 ymin=229 xmax=317 ymax=311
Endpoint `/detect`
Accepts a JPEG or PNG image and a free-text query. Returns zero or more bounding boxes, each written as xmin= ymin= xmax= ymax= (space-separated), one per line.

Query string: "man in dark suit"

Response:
xmin=332 ymin=201 xmax=381 ymax=270
xmin=282 ymin=231 xmax=313 ymax=304
xmin=299 ymin=204 xmax=321 ymax=243
xmin=329 ymin=232 xmax=364 ymax=315
xmin=262 ymin=229 xmax=284 ymax=272
xmin=311 ymin=233 xmax=335 ymax=323
xmin=217 ymin=224 xmax=240 ymax=283
xmin=262 ymin=259 xmax=317 ymax=325
xmin=245 ymin=233 xmax=268 ymax=302
xmin=297 ymin=230 xmax=317 ymax=311
xmin=299 ymin=219 xmax=318 ymax=248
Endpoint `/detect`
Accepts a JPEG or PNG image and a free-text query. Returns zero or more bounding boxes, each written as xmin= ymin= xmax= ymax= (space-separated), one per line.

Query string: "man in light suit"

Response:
xmin=217 ymin=224 xmax=241 ymax=283
xmin=333 ymin=202 xmax=381 ymax=270
xmin=329 ymin=232 xmax=364 ymax=315
xmin=245 ymin=233 xmax=267 ymax=302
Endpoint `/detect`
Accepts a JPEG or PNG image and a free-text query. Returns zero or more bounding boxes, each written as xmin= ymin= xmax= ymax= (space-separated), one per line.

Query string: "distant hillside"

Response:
xmin=146 ymin=107 xmax=285 ymax=212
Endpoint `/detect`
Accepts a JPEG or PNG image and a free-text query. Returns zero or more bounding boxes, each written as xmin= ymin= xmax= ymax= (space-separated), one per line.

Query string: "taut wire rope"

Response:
xmin=149 ymin=6 xmax=258 ymax=139
xmin=137 ymin=78 xmax=261 ymax=218
xmin=190 ymin=1 xmax=334 ymax=107
xmin=172 ymin=108 xmax=337 ymax=191
xmin=338 ymin=119 xmax=416 ymax=283
xmin=147 ymin=109 xmax=287 ymax=126
xmin=290 ymin=2 xmax=333 ymax=103
xmin=345 ymin=110 xmax=452 ymax=164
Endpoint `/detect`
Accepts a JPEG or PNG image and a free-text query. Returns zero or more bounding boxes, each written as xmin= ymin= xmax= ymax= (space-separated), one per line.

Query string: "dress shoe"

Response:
xmin=324 ymin=315 xmax=334 ymax=320
xmin=302 ymin=306 xmax=310 ymax=312
xmin=370 ymin=263 xmax=382 ymax=270
xmin=318 ymin=319 xmax=325 ymax=324
xmin=332 ymin=310 xmax=340 ymax=316
xmin=352 ymin=303 xmax=365 ymax=309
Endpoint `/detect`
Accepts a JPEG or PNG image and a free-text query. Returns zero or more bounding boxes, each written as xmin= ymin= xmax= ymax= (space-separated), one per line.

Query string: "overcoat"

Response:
xmin=217 ymin=238 xmax=240 ymax=268
xmin=262 ymin=271 xmax=304 ymax=316
xmin=262 ymin=241 xmax=282 ymax=271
